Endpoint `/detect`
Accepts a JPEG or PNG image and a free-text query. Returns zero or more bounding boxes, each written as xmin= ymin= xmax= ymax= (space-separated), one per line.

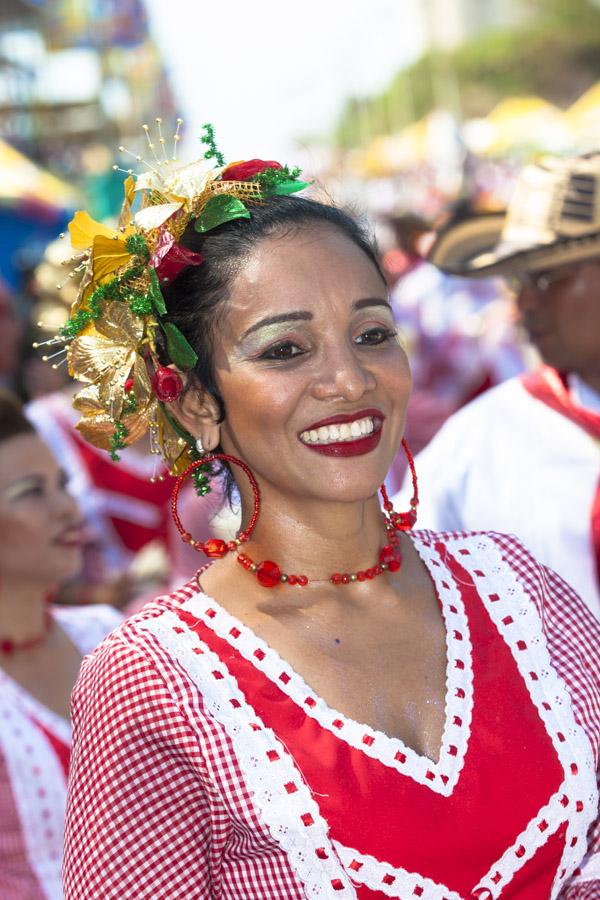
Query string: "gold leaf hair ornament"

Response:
xmin=40 ymin=120 xmax=309 ymax=492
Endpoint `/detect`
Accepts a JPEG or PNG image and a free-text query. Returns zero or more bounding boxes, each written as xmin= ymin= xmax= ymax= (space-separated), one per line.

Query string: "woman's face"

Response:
xmin=0 ymin=433 xmax=83 ymax=590
xmin=212 ymin=225 xmax=411 ymax=504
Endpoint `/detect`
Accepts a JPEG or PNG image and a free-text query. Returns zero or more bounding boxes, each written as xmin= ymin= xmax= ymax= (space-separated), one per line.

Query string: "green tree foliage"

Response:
xmin=334 ymin=0 xmax=600 ymax=148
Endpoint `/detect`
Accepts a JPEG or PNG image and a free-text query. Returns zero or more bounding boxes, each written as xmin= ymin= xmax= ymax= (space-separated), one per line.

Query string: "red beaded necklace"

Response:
xmin=172 ymin=441 xmax=419 ymax=590
xmin=0 ymin=609 xmax=53 ymax=656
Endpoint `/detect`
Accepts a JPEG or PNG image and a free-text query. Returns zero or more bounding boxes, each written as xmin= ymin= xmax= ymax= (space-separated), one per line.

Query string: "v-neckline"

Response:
xmin=185 ymin=532 xmax=474 ymax=796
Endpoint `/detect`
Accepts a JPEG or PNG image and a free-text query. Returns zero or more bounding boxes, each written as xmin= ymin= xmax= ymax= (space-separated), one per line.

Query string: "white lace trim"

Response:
xmin=455 ymin=534 xmax=598 ymax=900
xmin=0 ymin=604 xmax=121 ymax=899
xmin=0 ymin=682 xmax=66 ymax=899
xmin=141 ymin=611 xmax=356 ymax=899
xmin=184 ymin=533 xmax=474 ymax=797
xmin=333 ymin=842 xmax=463 ymax=899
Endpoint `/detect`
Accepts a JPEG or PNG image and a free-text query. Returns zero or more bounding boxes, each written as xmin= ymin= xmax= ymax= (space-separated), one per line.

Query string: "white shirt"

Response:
xmin=394 ymin=377 xmax=600 ymax=618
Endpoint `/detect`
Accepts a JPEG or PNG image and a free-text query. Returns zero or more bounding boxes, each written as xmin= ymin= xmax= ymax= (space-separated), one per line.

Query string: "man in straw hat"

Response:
xmin=394 ymin=152 xmax=600 ymax=619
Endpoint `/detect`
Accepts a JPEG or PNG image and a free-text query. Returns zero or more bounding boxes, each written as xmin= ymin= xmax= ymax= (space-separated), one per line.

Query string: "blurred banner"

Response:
xmin=41 ymin=0 xmax=148 ymax=49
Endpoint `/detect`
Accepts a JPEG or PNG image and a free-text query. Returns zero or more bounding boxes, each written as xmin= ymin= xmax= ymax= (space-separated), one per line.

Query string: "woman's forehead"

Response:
xmin=226 ymin=227 xmax=385 ymax=318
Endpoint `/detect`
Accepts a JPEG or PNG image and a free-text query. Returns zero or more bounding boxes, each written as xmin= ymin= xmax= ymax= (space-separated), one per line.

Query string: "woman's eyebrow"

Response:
xmin=240 ymin=297 xmax=392 ymax=341
xmin=241 ymin=311 xmax=313 ymax=340
xmin=353 ymin=297 xmax=392 ymax=312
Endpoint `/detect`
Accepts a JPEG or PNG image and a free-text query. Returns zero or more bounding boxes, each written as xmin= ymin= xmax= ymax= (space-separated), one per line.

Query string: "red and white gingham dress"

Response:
xmin=63 ymin=532 xmax=600 ymax=899
xmin=0 ymin=603 xmax=121 ymax=900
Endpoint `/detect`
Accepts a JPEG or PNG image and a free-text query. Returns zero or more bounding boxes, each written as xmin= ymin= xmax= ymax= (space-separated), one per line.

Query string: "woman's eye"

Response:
xmin=355 ymin=327 xmax=397 ymax=346
xmin=259 ymin=341 xmax=305 ymax=361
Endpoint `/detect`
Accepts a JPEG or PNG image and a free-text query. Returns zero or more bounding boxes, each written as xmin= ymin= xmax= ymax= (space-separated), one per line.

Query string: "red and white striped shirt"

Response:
xmin=64 ymin=532 xmax=599 ymax=899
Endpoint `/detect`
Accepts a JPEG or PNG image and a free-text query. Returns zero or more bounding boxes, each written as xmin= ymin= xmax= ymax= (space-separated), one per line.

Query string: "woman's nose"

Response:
xmin=54 ymin=484 xmax=81 ymax=522
xmin=311 ymin=346 xmax=376 ymax=402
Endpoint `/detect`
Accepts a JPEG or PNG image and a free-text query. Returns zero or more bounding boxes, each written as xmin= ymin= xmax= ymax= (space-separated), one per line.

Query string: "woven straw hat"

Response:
xmin=429 ymin=153 xmax=600 ymax=277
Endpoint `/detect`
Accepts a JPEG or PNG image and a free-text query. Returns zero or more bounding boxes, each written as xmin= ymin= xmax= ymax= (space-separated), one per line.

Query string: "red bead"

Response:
xmin=341 ymin=574 xmax=350 ymax=584
xmin=204 ymin=538 xmax=228 ymax=558
xmin=288 ymin=574 xmax=298 ymax=585
xmin=392 ymin=510 xmax=417 ymax=530
xmin=374 ymin=564 xmax=382 ymax=576
xmin=297 ymin=575 xmax=308 ymax=586
xmin=227 ymin=540 xmax=238 ymax=552
xmin=379 ymin=544 xmax=396 ymax=565
xmin=331 ymin=573 xmax=343 ymax=585
xmin=256 ymin=560 xmax=282 ymax=588
xmin=1 ymin=639 xmax=13 ymax=654
xmin=387 ymin=558 xmax=401 ymax=572
xmin=357 ymin=571 xmax=367 ymax=581
xmin=366 ymin=568 xmax=375 ymax=579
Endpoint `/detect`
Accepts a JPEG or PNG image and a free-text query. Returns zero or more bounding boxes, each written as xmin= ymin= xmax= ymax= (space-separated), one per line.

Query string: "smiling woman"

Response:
xmin=62 ymin=139 xmax=599 ymax=900
xmin=0 ymin=391 xmax=121 ymax=899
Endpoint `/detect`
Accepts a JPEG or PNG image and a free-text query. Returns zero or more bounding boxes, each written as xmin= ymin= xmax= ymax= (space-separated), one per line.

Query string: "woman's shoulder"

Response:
xmin=414 ymin=526 xmax=596 ymax=628
xmin=71 ymin=579 xmax=202 ymax=713
xmin=414 ymin=528 xmax=600 ymax=749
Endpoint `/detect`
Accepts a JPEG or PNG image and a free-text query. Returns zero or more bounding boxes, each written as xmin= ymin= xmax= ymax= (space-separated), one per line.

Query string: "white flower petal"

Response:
xmin=134 ymin=202 xmax=183 ymax=230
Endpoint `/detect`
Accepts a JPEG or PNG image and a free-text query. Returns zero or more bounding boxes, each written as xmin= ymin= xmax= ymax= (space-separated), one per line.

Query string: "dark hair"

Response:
xmin=159 ymin=195 xmax=383 ymax=421
xmin=0 ymin=389 xmax=35 ymax=443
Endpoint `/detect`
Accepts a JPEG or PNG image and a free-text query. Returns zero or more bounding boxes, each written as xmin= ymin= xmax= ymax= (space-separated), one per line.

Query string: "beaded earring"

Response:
xmin=171 ymin=439 xmax=418 ymax=588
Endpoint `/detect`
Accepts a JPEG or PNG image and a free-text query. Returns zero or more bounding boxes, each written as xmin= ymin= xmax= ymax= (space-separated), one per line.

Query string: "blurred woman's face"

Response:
xmin=0 ymin=433 xmax=83 ymax=591
xmin=212 ymin=225 xmax=411 ymax=504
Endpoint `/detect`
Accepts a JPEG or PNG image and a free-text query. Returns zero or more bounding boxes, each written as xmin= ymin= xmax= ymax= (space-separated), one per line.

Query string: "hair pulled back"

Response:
xmin=159 ymin=195 xmax=383 ymax=420
xmin=0 ymin=390 xmax=35 ymax=444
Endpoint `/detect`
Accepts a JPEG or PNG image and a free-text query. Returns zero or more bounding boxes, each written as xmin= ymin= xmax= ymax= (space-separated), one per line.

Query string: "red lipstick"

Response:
xmin=299 ymin=408 xmax=385 ymax=458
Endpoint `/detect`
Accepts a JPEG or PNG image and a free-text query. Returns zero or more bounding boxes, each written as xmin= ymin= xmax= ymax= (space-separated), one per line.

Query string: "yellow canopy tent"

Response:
xmin=349 ymin=118 xmax=430 ymax=178
xmin=476 ymin=96 xmax=572 ymax=156
xmin=0 ymin=139 xmax=80 ymax=210
xmin=563 ymin=82 xmax=600 ymax=147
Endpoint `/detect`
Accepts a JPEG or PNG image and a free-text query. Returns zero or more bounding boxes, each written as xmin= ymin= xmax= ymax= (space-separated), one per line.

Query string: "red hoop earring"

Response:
xmin=380 ymin=438 xmax=419 ymax=531
xmin=171 ymin=453 xmax=260 ymax=558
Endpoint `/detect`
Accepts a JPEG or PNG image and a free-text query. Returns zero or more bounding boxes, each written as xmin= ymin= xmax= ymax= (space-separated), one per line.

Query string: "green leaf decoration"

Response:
xmin=194 ymin=195 xmax=251 ymax=234
xmin=270 ymin=180 xmax=310 ymax=196
xmin=162 ymin=322 xmax=198 ymax=370
xmin=201 ymin=123 xmax=226 ymax=167
xmin=148 ymin=267 xmax=167 ymax=315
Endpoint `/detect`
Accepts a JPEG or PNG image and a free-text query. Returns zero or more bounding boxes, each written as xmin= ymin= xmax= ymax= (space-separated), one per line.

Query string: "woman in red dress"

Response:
xmin=0 ymin=391 xmax=121 ymax=898
xmin=62 ymin=141 xmax=599 ymax=899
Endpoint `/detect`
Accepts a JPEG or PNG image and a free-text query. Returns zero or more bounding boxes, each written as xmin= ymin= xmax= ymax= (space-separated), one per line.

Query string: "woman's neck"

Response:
xmin=238 ymin=491 xmax=388 ymax=580
xmin=0 ymin=581 xmax=49 ymax=642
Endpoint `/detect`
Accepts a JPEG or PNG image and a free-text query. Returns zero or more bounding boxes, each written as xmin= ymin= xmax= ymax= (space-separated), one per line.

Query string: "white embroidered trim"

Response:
xmin=184 ymin=533 xmax=474 ymax=798
xmin=141 ymin=611 xmax=356 ymax=899
xmin=333 ymin=842 xmax=463 ymax=900
xmin=0 ymin=604 xmax=120 ymax=899
xmin=455 ymin=534 xmax=598 ymax=900
xmin=0 ymin=681 xmax=66 ymax=900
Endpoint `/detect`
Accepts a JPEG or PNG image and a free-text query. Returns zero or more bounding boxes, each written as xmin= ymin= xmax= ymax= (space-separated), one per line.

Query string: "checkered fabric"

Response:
xmin=63 ymin=533 xmax=599 ymax=899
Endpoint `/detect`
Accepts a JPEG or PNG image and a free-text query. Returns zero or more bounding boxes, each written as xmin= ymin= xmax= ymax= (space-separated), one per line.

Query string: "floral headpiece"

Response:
xmin=38 ymin=121 xmax=308 ymax=492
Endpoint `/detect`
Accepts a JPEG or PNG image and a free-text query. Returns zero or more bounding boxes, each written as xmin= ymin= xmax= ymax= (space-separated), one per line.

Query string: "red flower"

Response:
xmin=150 ymin=229 xmax=203 ymax=283
xmin=221 ymin=159 xmax=283 ymax=182
xmin=151 ymin=367 xmax=183 ymax=402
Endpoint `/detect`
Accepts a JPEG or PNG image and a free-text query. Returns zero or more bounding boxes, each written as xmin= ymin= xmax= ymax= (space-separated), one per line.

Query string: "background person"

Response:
xmin=62 ymin=143 xmax=598 ymax=899
xmin=394 ymin=153 xmax=600 ymax=620
xmin=0 ymin=390 xmax=121 ymax=898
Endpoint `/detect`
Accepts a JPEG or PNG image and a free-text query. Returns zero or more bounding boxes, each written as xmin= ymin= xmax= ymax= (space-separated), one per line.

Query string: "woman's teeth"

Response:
xmin=300 ymin=416 xmax=376 ymax=445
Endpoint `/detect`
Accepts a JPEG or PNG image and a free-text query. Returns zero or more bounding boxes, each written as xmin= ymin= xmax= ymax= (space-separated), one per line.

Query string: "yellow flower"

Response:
xmin=68 ymin=211 xmax=136 ymax=285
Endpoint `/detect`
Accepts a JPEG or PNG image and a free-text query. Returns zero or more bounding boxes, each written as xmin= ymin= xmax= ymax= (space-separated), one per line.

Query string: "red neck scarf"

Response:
xmin=521 ymin=365 xmax=600 ymax=593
